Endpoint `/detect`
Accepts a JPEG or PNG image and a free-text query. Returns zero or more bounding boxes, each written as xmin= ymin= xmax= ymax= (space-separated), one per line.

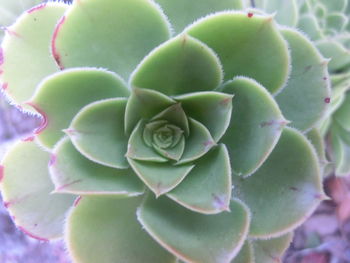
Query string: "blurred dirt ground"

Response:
xmin=1 ymin=95 xmax=350 ymax=262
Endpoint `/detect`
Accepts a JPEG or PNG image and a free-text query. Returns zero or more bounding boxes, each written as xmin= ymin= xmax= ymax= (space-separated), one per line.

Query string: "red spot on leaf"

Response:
xmin=220 ymin=97 xmax=231 ymax=106
xmin=0 ymin=165 xmax=4 ymax=182
xmin=323 ymin=77 xmax=327 ymax=80
xmin=22 ymin=136 xmax=35 ymax=142
xmin=248 ymin=13 xmax=254 ymax=18
xmin=18 ymin=226 xmax=49 ymax=242
xmin=25 ymin=102 xmax=48 ymax=134
xmin=52 ymin=16 xmax=66 ymax=70
xmin=1 ymin=83 xmax=8 ymax=91
xmin=74 ymin=196 xmax=82 ymax=207
xmin=27 ymin=3 xmax=47 ymax=14
xmin=324 ymin=97 xmax=330 ymax=103
xmin=49 ymin=154 xmax=57 ymax=167
xmin=4 ymin=201 xmax=11 ymax=208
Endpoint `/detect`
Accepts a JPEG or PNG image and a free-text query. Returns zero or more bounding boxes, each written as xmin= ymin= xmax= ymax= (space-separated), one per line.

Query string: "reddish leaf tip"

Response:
xmin=21 ymin=136 xmax=35 ymax=142
xmin=18 ymin=226 xmax=49 ymax=242
xmin=3 ymin=201 xmax=11 ymax=208
xmin=27 ymin=3 xmax=47 ymax=14
xmin=25 ymin=102 xmax=48 ymax=134
xmin=0 ymin=165 xmax=4 ymax=182
xmin=52 ymin=16 xmax=66 ymax=70
xmin=74 ymin=196 xmax=82 ymax=207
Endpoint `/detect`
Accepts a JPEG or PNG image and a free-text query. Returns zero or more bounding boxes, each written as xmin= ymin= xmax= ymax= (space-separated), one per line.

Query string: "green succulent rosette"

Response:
xmin=0 ymin=0 xmax=330 ymax=262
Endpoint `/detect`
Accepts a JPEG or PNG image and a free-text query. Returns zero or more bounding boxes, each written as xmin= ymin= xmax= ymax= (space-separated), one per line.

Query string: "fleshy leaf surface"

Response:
xmin=0 ymin=2 xmax=67 ymax=111
xmin=31 ymin=68 xmax=129 ymax=149
xmin=1 ymin=141 xmax=74 ymax=240
xmin=53 ymin=0 xmax=171 ymax=80
xmin=66 ymin=196 xmax=176 ymax=263
xmin=231 ymin=242 xmax=254 ymax=263
xmin=233 ymin=127 xmax=324 ymax=238
xmin=68 ymin=98 xmax=129 ymax=169
xmin=138 ymin=196 xmax=250 ymax=263
xmin=175 ymin=91 xmax=233 ymax=142
xmin=127 ymin=158 xmax=194 ymax=197
xmin=186 ymin=12 xmax=290 ymax=94
xmin=167 ymin=144 xmax=232 ymax=214
xmin=276 ymin=28 xmax=330 ymax=131
xmin=130 ymin=35 xmax=223 ymax=96
xmin=50 ymin=137 xmax=144 ymax=196
xmin=221 ymin=77 xmax=286 ymax=176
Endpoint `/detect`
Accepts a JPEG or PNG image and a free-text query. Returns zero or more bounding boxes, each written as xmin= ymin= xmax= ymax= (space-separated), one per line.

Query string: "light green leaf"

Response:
xmin=50 ymin=137 xmax=144 ymax=196
xmin=175 ymin=91 xmax=233 ymax=142
xmin=138 ymin=196 xmax=250 ymax=263
xmin=66 ymin=196 xmax=176 ymax=263
xmin=167 ymin=144 xmax=232 ymax=214
xmin=186 ymin=11 xmax=290 ymax=94
xmin=330 ymin=127 xmax=350 ymax=176
xmin=326 ymin=13 xmax=349 ymax=32
xmin=127 ymin=158 xmax=194 ymax=197
xmin=130 ymin=35 xmax=223 ymax=96
xmin=221 ymin=77 xmax=286 ymax=176
xmin=52 ymin=0 xmax=170 ymax=81
xmin=153 ymin=136 xmax=185 ymax=162
xmin=231 ymin=241 xmax=254 ymax=263
xmin=1 ymin=141 xmax=75 ymax=240
xmin=319 ymin=0 xmax=348 ymax=12
xmin=316 ymin=40 xmax=350 ymax=72
xmin=297 ymin=14 xmax=324 ymax=40
xmin=334 ymin=92 xmax=350 ymax=131
xmin=260 ymin=0 xmax=299 ymax=27
xmin=68 ymin=98 xmax=129 ymax=169
xmin=0 ymin=2 xmax=67 ymax=112
xmin=306 ymin=128 xmax=328 ymax=167
xmin=233 ymin=127 xmax=324 ymax=238
xmin=276 ymin=28 xmax=330 ymax=132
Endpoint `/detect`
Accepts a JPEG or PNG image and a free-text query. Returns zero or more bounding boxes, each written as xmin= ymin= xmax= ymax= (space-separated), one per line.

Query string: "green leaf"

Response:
xmin=66 ymin=196 xmax=176 ymax=263
xmin=125 ymin=88 xmax=175 ymax=135
xmin=231 ymin=241 xmax=254 ymax=263
xmin=153 ymin=136 xmax=185 ymax=162
xmin=326 ymin=13 xmax=349 ymax=32
xmin=175 ymin=91 xmax=233 ymax=142
xmin=259 ymin=0 xmax=299 ymax=27
xmin=154 ymin=0 xmax=243 ymax=33
xmin=186 ymin=12 xmax=290 ymax=94
xmin=334 ymin=92 xmax=350 ymax=131
xmin=68 ymin=98 xmax=129 ymax=169
xmin=1 ymin=141 xmax=74 ymax=240
xmin=233 ymin=127 xmax=324 ymax=238
xmin=319 ymin=0 xmax=348 ymax=12
xmin=330 ymin=127 xmax=350 ymax=176
xmin=127 ymin=158 xmax=194 ymax=197
xmin=297 ymin=14 xmax=324 ymax=41
xmin=50 ymin=137 xmax=144 ymax=196
xmin=126 ymin=120 xmax=168 ymax=163
xmin=221 ymin=77 xmax=286 ymax=176
xmin=275 ymin=28 xmax=330 ymax=132
xmin=31 ymin=68 xmax=129 ymax=149
xmin=0 ymin=2 xmax=67 ymax=112
xmin=52 ymin=0 xmax=171 ymax=81
xmin=306 ymin=128 xmax=328 ymax=167
xmin=316 ymin=40 xmax=350 ymax=72
xmin=252 ymin=233 xmax=293 ymax=263
xmin=167 ymin=144 xmax=232 ymax=214
xmin=138 ymin=195 xmax=250 ymax=263
xmin=130 ymin=35 xmax=223 ymax=96
xmin=177 ymin=118 xmax=216 ymax=165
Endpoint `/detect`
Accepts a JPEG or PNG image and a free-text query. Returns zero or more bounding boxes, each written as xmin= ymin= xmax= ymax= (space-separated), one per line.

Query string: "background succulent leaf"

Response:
xmin=306 ymin=128 xmax=328 ymax=167
xmin=167 ymin=144 xmax=232 ymax=214
xmin=138 ymin=196 xmax=250 ymax=263
xmin=333 ymin=92 xmax=350 ymax=131
xmin=231 ymin=241 xmax=254 ymax=263
xmin=31 ymin=68 xmax=129 ymax=150
xmin=316 ymin=40 xmax=350 ymax=72
xmin=125 ymin=88 xmax=175 ymax=135
xmin=1 ymin=141 xmax=75 ymax=240
xmin=186 ymin=12 xmax=290 ymax=94
xmin=275 ymin=27 xmax=330 ymax=131
xmin=0 ymin=2 xmax=67 ymax=112
xmin=221 ymin=77 xmax=286 ymax=176
xmin=66 ymin=196 xmax=176 ymax=263
xmin=330 ymin=126 xmax=350 ymax=176
xmin=154 ymin=0 xmax=243 ymax=33
xmin=233 ymin=127 xmax=324 ymax=238
xmin=174 ymin=91 xmax=233 ymax=142
xmin=298 ymin=14 xmax=324 ymax=40
xmin=319 ymin=0 xmax=348 ymax=12
xmin=50 ymin=137 xmax=144 ymax=196
xmin=127 ymin=158 xmax=194 ymax=197
xmin=52 ymin=0 xmax=171 ymax=81
xmin=252 ymin=232 xmax=293 ymax=263
xmin=130 ymin=35 xmax=223 ymax=96
xmin=68 ymin=97 xmax=129 ymax=169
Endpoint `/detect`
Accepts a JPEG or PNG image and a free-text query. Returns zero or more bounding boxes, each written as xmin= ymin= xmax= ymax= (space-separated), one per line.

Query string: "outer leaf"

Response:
xmin=31 ymin=68 xmax=129 ymax=149
xmin=233 ymin=127 xmax=324 ymax=238
xmin=231 ymin=241 xmax=254 ymax=263
xmin=66 ymin=196 xmax=176 ymax=263
xmin=276 ymin=28 xmax=330 ymax=132
xmin=221 ymin=77 xmax=286 ymax=176
xmin=252 ymin=233 xmax=293 ymax=263
xmin=0 ymin=3 xmax=67 ymax=111
xmin=186 ymin=11 xmax=290 ymax=94
xmin=125 ymin=88 xmax=175 ymax=135
xmin=175 ymin=91 xmax=233 ymax=142
xmin=50 ymin=137 xmax=144 ymax=196
xmin=167 ymin=144 xmax=232 ymax=214
xmin=68 ymin=98 xmax=129 ymax=169
xmin=138 ymin=196 xmax=250 ymax=263
xmin=130 ymin=35 xmax=223 ymax=96
xmin=127 ymin=158 xmax=194 ymax=197
xmin=52 ymin=0 xmax=171 ymax=80
xmin=1 ymin=141 xmax=74 ymax=240
xmin=334 ymin=92 xmax=350 ymax=131
xmin=154 ymin=0 xmax=243 ymax=33
xmin=330 ymin=128 xmax=350 ymax=176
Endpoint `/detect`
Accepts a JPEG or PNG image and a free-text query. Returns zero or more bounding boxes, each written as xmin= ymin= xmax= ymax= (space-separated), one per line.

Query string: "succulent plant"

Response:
xmin=0 ymin=0 xmax=331 ymax=262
